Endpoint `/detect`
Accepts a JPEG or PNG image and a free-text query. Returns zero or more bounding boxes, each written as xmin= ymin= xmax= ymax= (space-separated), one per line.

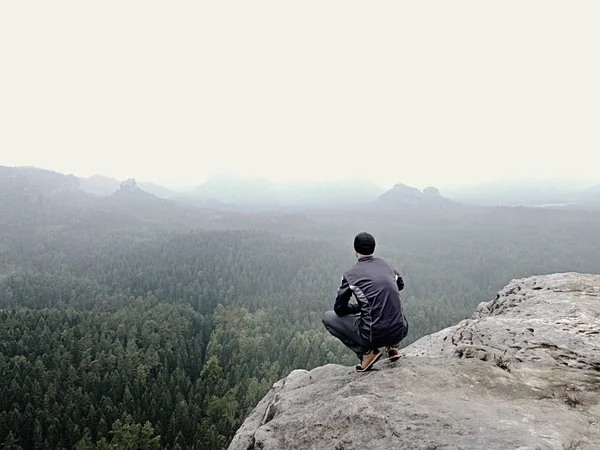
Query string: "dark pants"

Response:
xmin=322 ymin=310 xmax=409 ymax=359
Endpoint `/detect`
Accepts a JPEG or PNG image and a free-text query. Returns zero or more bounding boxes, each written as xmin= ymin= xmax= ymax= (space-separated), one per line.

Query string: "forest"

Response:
xmin=2 ymin=175 xmax=600 ymax=449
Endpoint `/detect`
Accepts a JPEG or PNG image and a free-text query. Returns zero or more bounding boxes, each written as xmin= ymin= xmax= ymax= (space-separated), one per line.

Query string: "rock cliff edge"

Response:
xmin=229 ymin=273 xmax=600 ymax=450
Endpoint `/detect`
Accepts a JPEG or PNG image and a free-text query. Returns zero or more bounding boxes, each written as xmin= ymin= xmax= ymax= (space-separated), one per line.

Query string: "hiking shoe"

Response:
xmin=386 ymin=346 xmax=401 ymax=362
xmin=355 ymin=349 xmax=382 ymax=372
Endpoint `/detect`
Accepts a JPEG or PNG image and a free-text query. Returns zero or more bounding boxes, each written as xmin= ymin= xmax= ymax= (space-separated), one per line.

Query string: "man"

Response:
xmin=322 ymin=232 xmax=409 ymax=372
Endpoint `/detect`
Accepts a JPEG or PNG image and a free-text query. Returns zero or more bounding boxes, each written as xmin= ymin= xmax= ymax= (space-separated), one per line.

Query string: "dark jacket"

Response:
xmin=334 ymin=256 xmax=407 ymax=346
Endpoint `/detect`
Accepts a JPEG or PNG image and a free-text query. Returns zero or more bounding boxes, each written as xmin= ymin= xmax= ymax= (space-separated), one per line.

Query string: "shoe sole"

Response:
xmin=387 ymin=347 xmax=401 ymax=362
xmin=355 ymin=352 xmax=382 ymax=372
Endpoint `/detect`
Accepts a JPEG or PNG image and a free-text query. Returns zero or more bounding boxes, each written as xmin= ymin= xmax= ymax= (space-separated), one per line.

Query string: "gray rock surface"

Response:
xmin=403 ymin=273 xmax=600 ymax=372
xmin=228 ymin=273 xmax=600 ymax=450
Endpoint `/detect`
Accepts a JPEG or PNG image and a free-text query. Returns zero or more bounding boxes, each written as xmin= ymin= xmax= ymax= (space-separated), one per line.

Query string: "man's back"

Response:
xmin=343 ymin=256 xmax=406 ymax=345
xmin=324 ymin=231 xmax=409 ymax=371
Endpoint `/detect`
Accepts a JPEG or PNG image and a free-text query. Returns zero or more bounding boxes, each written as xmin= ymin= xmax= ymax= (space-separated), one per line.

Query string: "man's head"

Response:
xmin=354 ymin=232 xmax=376 ymax=258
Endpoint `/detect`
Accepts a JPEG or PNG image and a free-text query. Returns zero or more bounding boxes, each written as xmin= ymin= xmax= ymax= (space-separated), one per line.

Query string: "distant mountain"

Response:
xmin=278 ymin=180 xmax=384 ymax=205
xmin=0 ymin=165 xmax=80 ymax=193
xmin=186 ymin=174 xmax=384 ymax=207
xmin=379 ymin=183 xmax=455 ymax=206
xmin=11 ymin=165 xmax=597 ymax=212
xmin=0 ymin=167 xmax=176 ymax=199
xmin=0 ymin=166 xmax=93 ymax=231
xmin=78 ymin=174 xmax=176 ymax=198
xmin=0 ymin=165 xmax=90 ymax=214
xmin=108 ymin=178 xmax=188 ymax=209
xmin=443 ymin=179 xmax=600 ymax=211
xmin=136 ymin=181 xmax=177 ymax=199
xmin=443 ymin=179 xmax=587 ymax=207
xmin=77 ymin=175 xmax=120 ymax=196
xmin=111 ymin=178 xmax=158 ymax=199
xmin=96 ymin=178 xmax=205 ymax=222
xmin=190 ymin=174 xmax=277 ymax=204
xmin=0 ymin=167 xmax=212 ymax=231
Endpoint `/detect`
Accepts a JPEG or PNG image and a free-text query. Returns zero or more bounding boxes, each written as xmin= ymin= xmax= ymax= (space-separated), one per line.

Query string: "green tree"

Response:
xmin=108 ymin=418 xmax=162 ymax=450
xmin=2 ymin=432 xmax=23 ymax=450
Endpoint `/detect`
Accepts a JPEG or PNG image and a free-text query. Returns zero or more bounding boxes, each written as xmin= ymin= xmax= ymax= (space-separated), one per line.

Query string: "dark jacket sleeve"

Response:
xmin=394 ymin=269 xmax=405 ymax=292
xmin=334 ymin=276 xmax=360 ymax=316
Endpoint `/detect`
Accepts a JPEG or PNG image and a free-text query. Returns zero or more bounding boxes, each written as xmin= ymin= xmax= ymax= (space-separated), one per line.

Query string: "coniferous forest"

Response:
xmin=2 ymin=172 xmax=600 ymax=449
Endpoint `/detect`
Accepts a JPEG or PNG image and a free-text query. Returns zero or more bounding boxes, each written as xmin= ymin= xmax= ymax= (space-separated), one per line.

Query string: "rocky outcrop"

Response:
xmin=119 ymin=178 xmax=141 ymax=193
xmin=110 ymin=179 xmax=159 ymax=201
xmin=403 ymin=273 xmax=600 ymax=371
xmin=229 ymin=273 xmax=600 ymax=450
xmin=378 ymin=183 xmax=454 ymax=206
xmin=379 ymin=183 xmax=423 ymax=204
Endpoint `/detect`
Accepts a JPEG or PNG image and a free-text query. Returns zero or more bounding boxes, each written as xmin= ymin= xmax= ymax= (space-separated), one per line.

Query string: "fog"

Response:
xmin=1 ymin=1 xmax=599 ymax=190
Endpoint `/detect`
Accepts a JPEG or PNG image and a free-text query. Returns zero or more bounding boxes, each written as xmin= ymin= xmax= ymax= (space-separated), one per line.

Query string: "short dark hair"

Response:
xmin=354 ymin=232 xmax=376 ymax=255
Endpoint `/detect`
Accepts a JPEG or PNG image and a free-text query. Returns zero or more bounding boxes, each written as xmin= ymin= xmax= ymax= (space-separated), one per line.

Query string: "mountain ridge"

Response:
xmin=3 ymin=165 xmax=600 ymax=210
xmin=78 ymin=174 xmax=177 ymax=198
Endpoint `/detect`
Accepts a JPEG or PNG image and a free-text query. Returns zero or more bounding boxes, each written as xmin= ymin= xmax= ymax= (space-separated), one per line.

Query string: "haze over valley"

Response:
xmin=2 ymin=163 xmax=600 ymax=448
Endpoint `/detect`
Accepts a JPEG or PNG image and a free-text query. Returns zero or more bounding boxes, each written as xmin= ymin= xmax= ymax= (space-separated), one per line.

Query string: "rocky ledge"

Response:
xmin=228 ymin=273 xmax=600 ymax=450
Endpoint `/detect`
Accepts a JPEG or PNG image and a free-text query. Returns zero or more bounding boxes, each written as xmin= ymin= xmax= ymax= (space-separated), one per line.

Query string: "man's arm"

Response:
xmin=334 ymin=276 xmax=360 ymax=316
xmin=394 ymin=269 xmax=405 ymax=292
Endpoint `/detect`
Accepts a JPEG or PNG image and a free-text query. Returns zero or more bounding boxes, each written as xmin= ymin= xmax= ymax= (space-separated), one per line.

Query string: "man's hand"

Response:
xmin=394 ymin=270 xmax=405 ymax=292
xmin=334 ymin=276 xmax=359 ymax=315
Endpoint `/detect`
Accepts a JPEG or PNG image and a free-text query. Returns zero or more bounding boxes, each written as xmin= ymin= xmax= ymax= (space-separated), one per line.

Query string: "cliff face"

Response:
xmin=228 ymin=273 xmax=600 ymax=450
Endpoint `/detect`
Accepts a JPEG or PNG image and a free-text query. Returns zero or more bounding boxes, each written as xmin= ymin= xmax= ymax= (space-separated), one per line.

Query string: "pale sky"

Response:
xmin=1 ymin=1 xmax=598 ymax=190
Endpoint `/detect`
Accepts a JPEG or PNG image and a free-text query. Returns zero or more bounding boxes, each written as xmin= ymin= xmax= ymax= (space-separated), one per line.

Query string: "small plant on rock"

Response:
xmin=563 ymin=439 xmax=581 ymax=450
xmin=493 ymin=351 xmax=512 ymax=373
xmin=564 ymin=392 xmax=583 ymax=408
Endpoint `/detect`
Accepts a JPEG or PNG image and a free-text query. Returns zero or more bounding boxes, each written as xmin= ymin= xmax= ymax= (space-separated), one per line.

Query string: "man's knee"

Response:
xmin=322 ymin=310 xmax=337 ymax=328
xmin=322 ymin=310 xmax=336 ymax=326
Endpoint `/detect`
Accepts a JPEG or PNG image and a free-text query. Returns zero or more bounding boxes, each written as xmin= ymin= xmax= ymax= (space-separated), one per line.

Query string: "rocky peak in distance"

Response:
xmin=378 ymin=183 xmax=454 ymax=206
xmin=119 ymin=178 xmax=140 ymax=193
